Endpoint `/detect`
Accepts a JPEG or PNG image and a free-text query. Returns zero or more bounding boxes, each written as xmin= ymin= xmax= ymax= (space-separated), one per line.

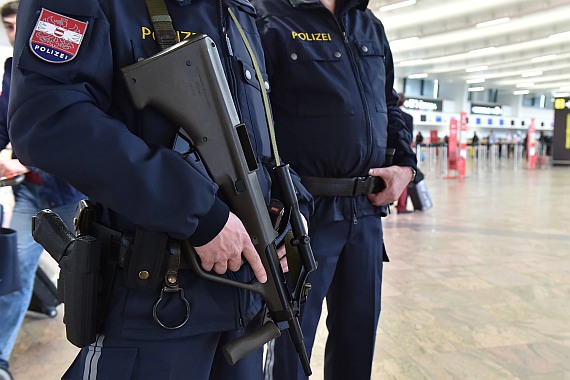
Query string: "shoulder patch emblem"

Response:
xmin=29 ymin=8 xmax=88 ymax=63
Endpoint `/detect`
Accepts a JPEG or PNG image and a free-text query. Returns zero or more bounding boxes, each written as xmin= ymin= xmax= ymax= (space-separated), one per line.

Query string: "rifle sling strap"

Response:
xmin=145 ymin=0 xmax=180 ymax=50
xmin=226 ymin=8 xmax=282 ymax=166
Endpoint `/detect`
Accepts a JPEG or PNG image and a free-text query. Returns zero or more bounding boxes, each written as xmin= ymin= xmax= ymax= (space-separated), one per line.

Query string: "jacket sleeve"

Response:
xmin=379 ymin=21 xmax=417 ymax=170
xmin=0 ymin=58 xmax=11 ymax=150
xmin=8 ymin=1 xmax=228 ymax=242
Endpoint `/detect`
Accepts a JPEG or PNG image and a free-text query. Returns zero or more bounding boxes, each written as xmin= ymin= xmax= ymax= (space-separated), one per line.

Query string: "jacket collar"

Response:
xmin=288 ymin=0 xmax=369 ymax=12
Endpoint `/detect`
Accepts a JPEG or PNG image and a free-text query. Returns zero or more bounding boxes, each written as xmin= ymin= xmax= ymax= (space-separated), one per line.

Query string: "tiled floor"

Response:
xmin=6 ymin=155 xmax=570 ymax=379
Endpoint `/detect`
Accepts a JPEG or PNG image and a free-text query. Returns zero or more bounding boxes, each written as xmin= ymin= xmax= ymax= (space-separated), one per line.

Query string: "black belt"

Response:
xmin=301 ymin=176 xmax=386 ymax=196
xmin=88 ymin=222 xmax=130 ymax=266
xmin=89 ymin=222 xmax=193 ymax=270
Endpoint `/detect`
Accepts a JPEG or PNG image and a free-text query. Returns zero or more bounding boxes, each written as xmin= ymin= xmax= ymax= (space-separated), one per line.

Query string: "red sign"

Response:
xmin=527 ymin=118 xmax=537 ymax=169
xmin=448 ymin=119 xmax=458 ymax=171
xmin=430 ymin=130 xmax=438 ymax=144
xmin=458 ymin=112 xmax=467 ymax=177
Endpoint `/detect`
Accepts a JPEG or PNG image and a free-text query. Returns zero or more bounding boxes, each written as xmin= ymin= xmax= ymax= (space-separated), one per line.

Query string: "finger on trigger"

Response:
xmin=242 ymin=245 xmax=267 ymax=283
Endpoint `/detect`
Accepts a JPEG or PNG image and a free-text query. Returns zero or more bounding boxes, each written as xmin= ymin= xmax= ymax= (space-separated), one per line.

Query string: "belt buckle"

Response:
xmin=353 ymin=176 xmax=369 ymax=196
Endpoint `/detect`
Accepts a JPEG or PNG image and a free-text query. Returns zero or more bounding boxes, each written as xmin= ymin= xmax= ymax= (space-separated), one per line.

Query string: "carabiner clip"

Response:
xmin=152 ymin=286 xmax=190 ymax=330
xmin=152 ymin=241 xmax=190 ymax=330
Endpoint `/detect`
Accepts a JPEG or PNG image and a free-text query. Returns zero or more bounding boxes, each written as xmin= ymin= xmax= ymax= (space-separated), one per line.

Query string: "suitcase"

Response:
xmin=408 ymin=180 xmax=433 ymax=211
xmin=28 ymin=265 xmax=61 ymax=318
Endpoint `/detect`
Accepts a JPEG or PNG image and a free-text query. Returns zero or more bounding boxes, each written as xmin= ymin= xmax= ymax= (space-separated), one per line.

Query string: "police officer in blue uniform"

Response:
xmin=9 ymin=0 xmax=311 ymax=379
xmin=0 ymin=3 xmax=83 ymax=379
xmin=253 ymin=0 xmax=417 ymax=379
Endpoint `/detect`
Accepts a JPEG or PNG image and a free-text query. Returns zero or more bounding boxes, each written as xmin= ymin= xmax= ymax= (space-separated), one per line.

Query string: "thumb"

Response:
xmin=368 ymin=167 xmax=382 ymax=176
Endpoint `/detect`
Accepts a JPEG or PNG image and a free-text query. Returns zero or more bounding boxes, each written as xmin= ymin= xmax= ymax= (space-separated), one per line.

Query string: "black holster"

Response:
xmin=58 ymin=235 xmax=101 ymax=348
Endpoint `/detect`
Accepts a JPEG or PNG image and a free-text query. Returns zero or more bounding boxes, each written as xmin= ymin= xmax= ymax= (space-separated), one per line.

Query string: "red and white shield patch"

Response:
xmin=29 ymin=8 xmax=88 ymax=63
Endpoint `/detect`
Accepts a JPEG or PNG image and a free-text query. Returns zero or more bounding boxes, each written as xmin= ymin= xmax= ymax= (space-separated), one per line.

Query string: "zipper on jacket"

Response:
xmin=352 ymin=197 xmax=358 ymax=224
xmin=335 ymin=17 xmax=374 ymax=168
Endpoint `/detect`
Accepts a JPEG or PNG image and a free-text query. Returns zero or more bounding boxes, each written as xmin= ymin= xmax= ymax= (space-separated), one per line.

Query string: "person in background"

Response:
xmin=505 ymin=133 xmax=513 ymax=158
xmin=9 ymin=1 xmax=311 ymax=379
xmin=472 ymin=132 xmax=480 ymax=158
xmin=0 ymin=2 xmax=84 ymax=379
xmin=488 ymin=130 xmax=497 ymax=145
xmin=487 ymin=130 xmax=496 ymax=158
xmin=472 ymin=132 xmax=479 ymax=146
xmin=396 ymin=93 xmax=415 ymax=214
xmin=415 ymin=131 xmax=424 ymax=146
xmin=253 ymin=0 xmax=418 ymax=378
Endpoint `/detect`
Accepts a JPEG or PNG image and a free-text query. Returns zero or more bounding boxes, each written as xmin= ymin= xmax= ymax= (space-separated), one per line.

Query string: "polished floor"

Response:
xmin=4 ymin=153 xmax=570 ymax=379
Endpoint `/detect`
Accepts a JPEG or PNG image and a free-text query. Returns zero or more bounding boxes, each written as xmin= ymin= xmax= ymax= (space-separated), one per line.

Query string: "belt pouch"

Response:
xmin=124 ymin=227 xmax=169 ymax=290
xmin=58 ymin=235 xmax=101 ymax=348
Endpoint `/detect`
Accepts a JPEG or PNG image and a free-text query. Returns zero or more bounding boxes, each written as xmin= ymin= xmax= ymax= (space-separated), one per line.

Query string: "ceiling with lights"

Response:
xmin=369 ymin=0 xmax=570 ymax=98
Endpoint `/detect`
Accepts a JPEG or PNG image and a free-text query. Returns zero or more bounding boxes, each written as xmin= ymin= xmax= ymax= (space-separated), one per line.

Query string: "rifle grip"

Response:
xmin=222 ymin=322 xmax=281 ymax=366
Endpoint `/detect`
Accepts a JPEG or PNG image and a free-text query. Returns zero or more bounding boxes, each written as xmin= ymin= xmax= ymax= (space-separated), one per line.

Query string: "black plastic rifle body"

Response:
xmin=122 ymin=35 xmax=315 ymax=375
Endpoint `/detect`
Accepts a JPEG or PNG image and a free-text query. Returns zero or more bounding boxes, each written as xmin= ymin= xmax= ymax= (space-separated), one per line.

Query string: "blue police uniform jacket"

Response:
xmin=254 ymin=0 xmax=417 ymax=221
xmin=0 ymin=57 xmax=83 ymax=207
xmin=9 ymin=0 xmax=311 ymax=337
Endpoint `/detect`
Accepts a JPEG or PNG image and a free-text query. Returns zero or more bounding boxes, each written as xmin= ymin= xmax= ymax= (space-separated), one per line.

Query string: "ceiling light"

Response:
xmin=531 ymin=55 xmax=557 ymax=62
xmin=521 ymin=71 xmax=543 ymax=78
xmin=468 ymin=47 xmax=496 ymax=55
xmin=379 ymin=0 xmax=416 ymax=12
xmin=553 ymin=92 xmax=570 ymax=97
xmin=390 ymin=36 xmax=419 ymax=44
xmin=476 ymin=17 xmax=510 ymax=28
xmin=408 ymin=73 xmax=428 ymax=79
xmin=468 ymin=87 xmax=485 ymax=92
xmin=398 ymin=59 xmax=425 ymax=66
xmin=513 ymin=90 xmax=530 ymax=95
xmin=466 ymin=66 xmax=488 ymax=73
xmin=549 ymin=31 xmax=570 ymax=39
xmin=516 ymin=82 xmax=534 ymax=88
xmin=466 ymin=78 xmax=485 ymax=84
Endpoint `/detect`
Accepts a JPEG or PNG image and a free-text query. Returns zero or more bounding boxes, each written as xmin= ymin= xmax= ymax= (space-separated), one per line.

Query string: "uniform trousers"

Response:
xmin=63 ymin=329 xmax=263 ymax=380
xmin=265 ymin=212 xmax=384 ymax=380
xmin=0 ymin=181 xmax=77 ymax=368
xmin=63 ymin=265 xmax=265 ymax=380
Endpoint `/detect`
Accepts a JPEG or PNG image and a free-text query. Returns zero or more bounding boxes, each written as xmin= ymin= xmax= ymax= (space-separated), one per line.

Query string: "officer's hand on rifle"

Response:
xmin=275 ymin=214 xmax=308 ymax=273
xmin=277 ymin=245 xmax=288 ymax=273
xmin=367 ymin=166 xmax=414 ymax=206
xmin=194 ymin=211 xmax=268 ymax=283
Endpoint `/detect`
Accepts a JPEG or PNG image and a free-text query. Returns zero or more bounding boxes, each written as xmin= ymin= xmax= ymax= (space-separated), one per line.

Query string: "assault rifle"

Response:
xmin=122 ymin=34 xmax=316 ymax=375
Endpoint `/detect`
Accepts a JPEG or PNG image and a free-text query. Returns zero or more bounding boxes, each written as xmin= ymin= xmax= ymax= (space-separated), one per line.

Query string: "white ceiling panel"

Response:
xmin=370 ymin=0 xmax=570 ymax=96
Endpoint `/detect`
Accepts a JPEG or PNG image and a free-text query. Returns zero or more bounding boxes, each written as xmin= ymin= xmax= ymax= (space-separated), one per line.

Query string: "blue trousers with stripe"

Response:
xmin=265 ymin=213 xmax=384 ymax=380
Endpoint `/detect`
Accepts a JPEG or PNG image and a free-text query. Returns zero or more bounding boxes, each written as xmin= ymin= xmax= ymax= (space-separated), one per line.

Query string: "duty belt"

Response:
xmin=301 ymin=176 xmax=385 ymax=197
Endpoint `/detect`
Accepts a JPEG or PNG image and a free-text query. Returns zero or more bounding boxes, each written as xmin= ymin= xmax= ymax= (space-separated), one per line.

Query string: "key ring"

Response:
xmin=152 ymin=286 xmax=190 ymax=330
xmin=152 ymin=241 xmax=190 ymax=330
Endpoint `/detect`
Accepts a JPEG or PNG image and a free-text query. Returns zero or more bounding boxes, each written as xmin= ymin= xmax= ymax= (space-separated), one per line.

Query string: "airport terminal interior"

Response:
xmin=1 ymin=0 xmax=570 ymax=379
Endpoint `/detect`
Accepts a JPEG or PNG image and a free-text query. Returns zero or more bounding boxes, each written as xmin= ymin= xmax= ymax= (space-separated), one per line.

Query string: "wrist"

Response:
xmin=408 ymin=166 xmax=416 ymax=183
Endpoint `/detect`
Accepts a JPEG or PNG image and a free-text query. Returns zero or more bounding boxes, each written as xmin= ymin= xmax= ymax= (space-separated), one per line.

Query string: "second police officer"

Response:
xmin=253 ymin=0 xmax=418 ymax=379
xmin=9 ymin=0 xmax=311 ymax=379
